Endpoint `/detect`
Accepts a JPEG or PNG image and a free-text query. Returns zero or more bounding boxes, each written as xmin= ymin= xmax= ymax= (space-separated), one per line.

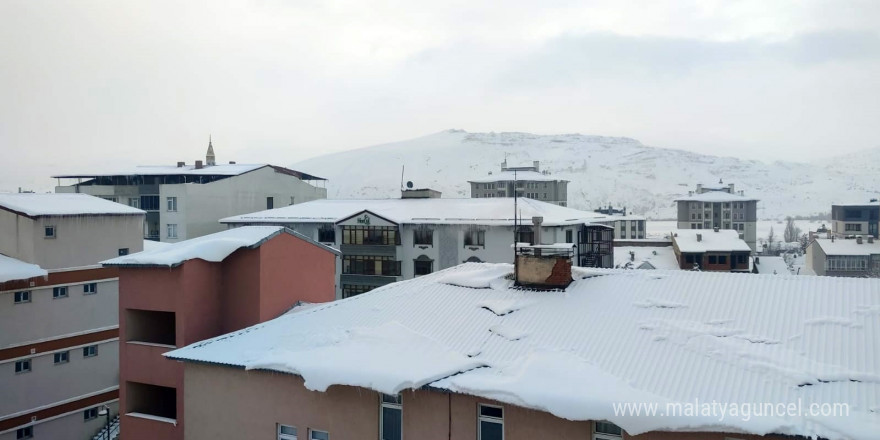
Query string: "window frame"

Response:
xmin=14 ymin=290 xmax=30 ymax=304
xmin=16 ymin=426 xmax=33 ymax=439
xmin=14 ymin=359 xmax=31 ymax=374
xmin=166 ymin=196 xmax=178 ymax=212
xmin=464 ymin=228 xmax=486 ymax=247
xmin=83 ymin=345 xmax=99 ymax=358
xmin=54 ymin=351 xmax=70 ymax=365
xmin=308 ymin=429 xmax=329 ymax=440
xmin=413 ymin=226 xmax=434 ymax=246
xmin=593 ymin=421 xmax=623 ymax=440
xmin=84 ymin=407 xmax=99 ymax=421
xmin=379 ymin=394 xmax=402 ymax=440
xmin=413 ymin=259 xmax=433 ymax=276
xmin=278 ymin=424 xmax=298 ymax=440
xmin=478 ymin=404 xmax=503 ymax=440
xmin=83 ymin=283 xmax=97 ymax=294
xmin=44 ymin=225 xmax=56 ymax=239
xmin=53 ymin=286 xmax=68 ymax=299
xmin=167 ymin=223 xmax=178 ymax=239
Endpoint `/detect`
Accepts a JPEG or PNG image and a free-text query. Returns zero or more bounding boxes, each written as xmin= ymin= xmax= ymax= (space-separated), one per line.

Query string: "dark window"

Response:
xmin=595 ymin=421 xmax=623 ymax=436
xmin=140 ymin=195 xmax=160 ymax=211
xmin=83 ymin=345 xmax=98 ymax=357
xmin=565 ymin=230 xmax=573 ymax=243
xmin=413 ymin=226 xmax=433 ymax=246
xmin=478 ymin=404 xmax=503 ymax=440
xmin=53 ymin=286 xmax=68 ymax=299
xmin=118 ymin=248 xmax=129 ymax=256
xmin=14 ymin=359 xmax=31 ymax=373
xmin=515 ymin=226 xmax=533 ymax=244
xmin=126 ymin=382 xmax=176 ymax=420
xmin=685 ymin=255 xmax=695 ymax=264
xmin=738 ymin=255 xmax=747 ymax=264
xmin=380 ymin=394 xmax=402 ymax=440
xmin=83 ymin=283 xmax=97 ymax=294
xmin=708 ymin=255 xmax=718 ymax=264
xmin=318 ymin=225 xmax=335 ymax=243
xmin=84 ymin=407 xmax=98 ymax=421
xmin=126 ymin=309 xmax=176 ymax=346
xmin=464 ymin=229 xmax=486 ymax=247
xmin=44 ymin=226 xmax=56 ymax=238
xmin=16 ymin=426 xmax=32 ymax=439
xmin=14 ymin=291 xmax=30 ymax=304
xmin=342 ymin=226 xmax=399 ymax=245
xmin=718 ymin=256 xmax=727 ymax=264
xmin=54 ymin=351 xmax=69 ymax=364
xmin=342 ymin=284 xmax=374 ymax=298
xmin=267 ymin=197 xmax=274 ymax=209
xmin=414 ymin=258 xmax=433 ymax=276
xmin=342 ymin=256 xmax=401 ymax=276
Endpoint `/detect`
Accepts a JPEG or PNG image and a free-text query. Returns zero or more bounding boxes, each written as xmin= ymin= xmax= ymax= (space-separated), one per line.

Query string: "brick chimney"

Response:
xmin=195 ymin=160 xmax=203 ymax=169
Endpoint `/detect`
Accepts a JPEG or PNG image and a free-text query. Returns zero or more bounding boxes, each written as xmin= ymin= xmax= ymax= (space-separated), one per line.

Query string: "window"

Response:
xmin=84 ymin=407 xmax=99 ymax=421
xmin=318 ymin=224 xmax=336 ymax=243
xmin=593 ymin=421 xmax=622 ymax=440
xmin=83 ymin=345 xmax=98 ymax=358
xmin=342 ymin=226 xmax=399 ymax=245
xmin=708 ymin=255 xmax=718 ymax=264
xmin=140 ymin=195 xmax=160 ymax=211
xmin=685 ymin=255 xmax=695 ymax=264
xmin=414 ymin=257 xmax=433 ymax=276
xmin=738 ymin=255 xmax=747 ymax=264
xmin=53 ymin=286 xmax=68 ymax=299
xmin=14 ymin=359 xmax=31 ymax=373
xmin=54 ymin=351 xmax=69 ymax=364
xmin=128 ymin=197 xmax=139 ymax=208
xmin=464 ymin=228 xmax=485 ymax=247
xmin=14 ymin=291 xmax=30 ymax=304
xmin=565 ymin=230 xmax=573 ymax=243
xmin=278 ymin=424 xmax=297 ymax=440
xmin=267 ymin=197 xmax=274 ymax=209
xmin=719 ymin=255 xmax=727 ymax=264
xmin=16 ymin=426 xmax=32 ymax=439
xmin=342 ymin=256 xmax=401 ymax=276
xmin=478 ymin=404 xmax=503 ymax=440
xmin=309 ymin=430 xmax=329 ymax=440
xmin=342 ymin=284 xmax=374 ymax=298
xmin=826 ymin=256 xmax=869 ymax=272
xmin=44 ymin=226 xmax=56 ymax=238
xmin=166 ymin=197 xmax=177 ymax=211
xmin=167 ymin=223 xmax=178 ymax=239
xmin=515 ymin=226 xmax=533 ymax=244
xmin=845 ymin=223 xmax=862 ymax=231
xmin=413 ymin=226 xmax=433 ymax=246
xmin=118 ymin=248 xmax=129 ymax=256
xmin=100 ymin=196 xmax=119 ymax=203
xmin=83 ymin=283 xmax=97 ymax=294
xmin=380 ymin=394 xmax=402 ymax=440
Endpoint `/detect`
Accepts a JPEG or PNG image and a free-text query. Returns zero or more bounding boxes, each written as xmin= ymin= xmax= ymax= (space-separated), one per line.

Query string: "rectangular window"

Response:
xmin=16 ymin=426 xmax=33 ymax=439
xmin=414 ymin=259 xmax=433 ymax=276
xmin=118 ymin=248 xmax=129 ymax=256
xmin=738 ymin=255 xmax=747 ymax=264
xmin=719 ymin=255 xmax=727 ymax=264
xmin=126 ymin=309 xmax=176 ymax=345
xmin=464 ymin=228 xmax=486 ymax=247
xmin=14 ymin=359 xmax=31 ymax=373
xmin=14 ymin=291 xmax=30 ymax=304
xmin=267 ymin=197 xmax=274 ymax=209
xmin=167 ymin=224 xmax=178 ymax=239
xmin=342 ymin=256 xmax=401 ymax=276
xmin=593 ymin=421 xmax=622 ymax=440
xmin=478 ymin=404 xmax=503 ymax=440
xmin=708 ymin=255 xmax=718 ymax=264
xmin=341 ymin=284 xmax=374 ymax=298
xmin=413 ymin=226 xmax=433 ymax=246
xmin=83 ymin=345 xmax=99 ymax=358
xmin=53 ymin=286 xmax=68 ymax=299
xmin=54 ymin=351 xmax=69 ymax=364
xmin=565 ymin=230 xmax=573 ymax=243
xmin=84 ymin=407 xmax=98 ymax=421
xmin=83 ymin=283 xmax=97 ymax=294
xmin=341 ymin=226 xmax=399 ymax=246
xmin=685 ymin=255 xmax=695 ymax=264
xmin=380 ymin=394 xmax=402 ymax=440
xmin=309 ymin=430 xmax=329 ymax=440
xmin=44 ymin=226 xmax=56 ymax=238
xmin=278 ymin=424 xmax=297 ymax=440
xmin=845 ymin=223 xmax=862 ymax=231
xmin=128 ymin=197 xmax=139 ymax=208
xmin=515 ymin=226 xmax=534 ymax=244
xmin=140 ymin=195 xmax=160 ymax=211
xmin=318 ymin=224 xmax=336 ymax=243
xmin=166 ymin=197 xmax=178 ymax=212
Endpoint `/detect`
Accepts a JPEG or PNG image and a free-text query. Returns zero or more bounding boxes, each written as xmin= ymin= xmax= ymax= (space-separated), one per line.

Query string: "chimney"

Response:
xmin=533 ymin=160 xmax=540 ymax=172
xmin=195 ymin=160 xmax=203 ymax=169
xmin=532 ymin=216 xmax=543 ymax=245
xmin=832 ymin=235 xmax=835 ymax=242
xmin=696 ymin=233 xmax=703 ymax=242
xmin=696 ymin=184 xmax=703 ymax=193
xmin=177 ymin=161 xmax=185 ymax=167
xmin=713 ymin=226 xmax=720 ymax=232
xmin=857 ymin=236 xmax=863 ymax=244
xmin=728 ymin=183 xmax=735 ymax=193
xmin=869 ymin=236 xmax=875 ymax=244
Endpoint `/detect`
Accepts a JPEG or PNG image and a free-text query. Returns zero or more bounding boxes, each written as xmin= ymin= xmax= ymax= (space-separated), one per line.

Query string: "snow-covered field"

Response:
xmin=293 ymin=130 xmax=880 ymax=219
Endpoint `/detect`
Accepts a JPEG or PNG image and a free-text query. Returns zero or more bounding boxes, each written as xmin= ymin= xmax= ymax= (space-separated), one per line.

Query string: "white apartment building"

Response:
xmin=469 ymin=161 xmax=569 ymax=206
xmin=54 ymin=142 xmax=327 ymax=242
xmin=0 ymin=193 xmax=144 ymax=440
xmin=675 ymin=182 xmax=759 ymax=251
xmin=221 ymin=191 xmax=616 ymax=298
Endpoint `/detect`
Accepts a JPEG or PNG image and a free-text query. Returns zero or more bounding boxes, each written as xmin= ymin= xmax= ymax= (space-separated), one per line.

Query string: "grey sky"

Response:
xmin=1 ymin=0 xmax=879 ymax=192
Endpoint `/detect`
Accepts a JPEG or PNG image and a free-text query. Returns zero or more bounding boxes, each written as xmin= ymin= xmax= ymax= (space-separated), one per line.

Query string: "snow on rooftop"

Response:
xmin=672 ymin=229 xmax=751 ymax=253
xmin=613 ymin=246 xmax=679 ymax=270
xmin=0 ymin=193 xmax=145 ymax=217
xmin=53 ymin=163 xmax=266 ymax=177
xmin=221 ymin=198 xmax=606 ymax=226
xmin=103 ymin=226 xmax=287 ymax=267
xmin=468 ymin=170 xmax=565 ymax=183
xmin=0 ymin=254 xmax=47 ymax=283
xmin=814 ymin=238 xmax=880 ymax=256
xmin=754 ymin=256 xmax=792 ymax=275
xmin=167 ymin=263 xmax=880 ymax=439
xmin=674 ymin=191 xmax=759 ymax=202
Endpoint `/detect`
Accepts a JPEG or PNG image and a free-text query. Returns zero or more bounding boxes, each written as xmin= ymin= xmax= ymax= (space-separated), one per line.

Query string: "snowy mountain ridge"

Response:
xmin=293 ymin=130 xmax=880 ymax=219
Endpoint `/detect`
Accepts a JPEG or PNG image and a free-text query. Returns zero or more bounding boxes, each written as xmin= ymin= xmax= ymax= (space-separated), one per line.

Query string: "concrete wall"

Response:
xmin=183 ymin=362 xmax=779 ymax=440
xmin=0 ymin=401 xmax=118 ymax=440
xmin=0 ymin=209 xmax=36 ymax=264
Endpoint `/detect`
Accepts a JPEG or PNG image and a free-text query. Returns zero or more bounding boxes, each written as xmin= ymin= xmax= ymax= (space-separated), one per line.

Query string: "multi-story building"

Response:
xmin=165 ymin=262 xmax=877 ymax=440
xmin=806 ymin=236 xmax=880 ymax=277
xmin=221 ymin=191 xmax=614 ymax=298
xmin=675 ymin=182 xmax=759 ymax=251
xmin=102 ymin=226 xmax=339 ymax=440
xmin=0 ymin=193 xmax=144 ymax=440
xmin=831 ymin=202 xmax=879 ymax=239
xmin=671 ymin=228 xmax=752 ymax=272
xmin=54 ymin=141 xmax=327 ymax=242
xmin=469 ymin=160 xmax=569 ymax=206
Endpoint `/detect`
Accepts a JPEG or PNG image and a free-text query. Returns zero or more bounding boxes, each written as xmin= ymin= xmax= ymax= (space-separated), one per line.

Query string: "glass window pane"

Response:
xmin=479 ymin=421 xmax=502 ymax=440
xmin=479 ymin=405 xmax=503 ymax=418
xmin=381 ymin=406 xmax=402 ymax=440
xmin=310 ymin=431 xmax=329 ymax=440
xmin=595 ymin=421 xmax=622 ymax=435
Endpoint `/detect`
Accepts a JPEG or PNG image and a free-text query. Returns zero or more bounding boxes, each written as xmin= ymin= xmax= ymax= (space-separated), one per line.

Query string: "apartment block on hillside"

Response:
xmin=671 ymin=228 xmax=752 ymax=272
xmin=675 ymin=181 xmax=759 ymax=251
xmin=831 ymin=202 xmax=879 ymax=239
xmin=469 ymin=160 xmax=569 ymax=206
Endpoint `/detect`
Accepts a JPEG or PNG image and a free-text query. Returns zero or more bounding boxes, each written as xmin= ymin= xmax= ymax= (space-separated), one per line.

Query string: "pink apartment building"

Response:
xmin=103 ymin=226 xmax=339 ymax=440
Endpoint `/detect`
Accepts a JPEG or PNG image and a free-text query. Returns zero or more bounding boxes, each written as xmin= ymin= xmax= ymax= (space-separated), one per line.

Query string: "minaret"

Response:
xmin=206 ymin=135 xmax=216 ymax=166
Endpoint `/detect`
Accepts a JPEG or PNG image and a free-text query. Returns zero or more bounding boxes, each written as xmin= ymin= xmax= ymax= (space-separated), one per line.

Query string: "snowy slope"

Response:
xmin=292 ymin=130 xmax=880 ymax=219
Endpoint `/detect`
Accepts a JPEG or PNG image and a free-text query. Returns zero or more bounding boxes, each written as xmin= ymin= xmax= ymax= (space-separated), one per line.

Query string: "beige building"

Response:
xmin=0 ymin=193 xmax=144 ymax=440
xmin=469 ymin=160 xmax=569 ymax=206
xmin=675 ymin=182 xmax=759 ymax=251
xmin=54 ymin=141 xmax=327 ymax=242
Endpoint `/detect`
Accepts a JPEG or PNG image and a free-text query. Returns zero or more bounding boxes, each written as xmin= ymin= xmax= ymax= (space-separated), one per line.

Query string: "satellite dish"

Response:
xmin=406 ymin=181 xmax=414 ymax=189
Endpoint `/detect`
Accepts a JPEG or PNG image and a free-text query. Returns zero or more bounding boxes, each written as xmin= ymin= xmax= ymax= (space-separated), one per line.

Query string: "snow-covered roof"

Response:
xmin=0 ymin=193 xmax=145 ymax=218
xmin=674 ymin=191 xmax=759 ymax=202
xmin=468 ymin=170 xmax=566 ymax=183
xmin=221 ymin=198 xmax=607 ymax=227
xmin=754 ymin=256 xmax=792 ymax=275
xmin=166 ymin=263 xmax=880 ymax=440
xmin=53 ymin=164 xmax=326 ymax=181
xmin=672 ymin=229 xmax=751 ymax=253
xmin=613 ymin=246 xmax=679 ymax=270
xmin=103 ymin=226 xmax=339 ymax=268
xmin=143 ymin=240 xmax=171 ymax=252
xmin=0 ymin=254 xmax=47 ymax=283
xmin=814 ymin=238 xmax=880 ymax=256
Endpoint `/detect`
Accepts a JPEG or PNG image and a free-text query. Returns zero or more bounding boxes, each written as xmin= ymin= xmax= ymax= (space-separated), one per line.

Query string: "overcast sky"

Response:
xmin=1 ymin=0 xmax=879 ymax=192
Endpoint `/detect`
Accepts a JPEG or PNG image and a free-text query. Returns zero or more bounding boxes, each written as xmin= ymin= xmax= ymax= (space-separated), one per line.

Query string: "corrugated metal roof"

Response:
xmin=167 ymin=264 xmax=880 ymax=439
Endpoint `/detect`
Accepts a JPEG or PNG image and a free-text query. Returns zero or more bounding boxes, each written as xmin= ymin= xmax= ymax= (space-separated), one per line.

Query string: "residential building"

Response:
xmin=593 ymin=206 xmax=647 ymax=240
xmin=613 ymin=245 xmax=678 ymax=270
xmin=831 ymin=202 xmax=879 ymax=239
xmin=0 ymin=193 xmax=144 ymax=440
xmin=102 ymin=226 xmax=339 ymax=440
xmin=671 ymin=228 xmax=752 ymax=272
xmin=165 ymin=262 xmax=878 ymax=440
xmin=469 ymin=160 xmax=569 ymax=206
xmin=54 ymin=141 xmax=327 ymax=242
xmin=220 ymin=192 xmax=614 ymax=298
xmin=674 ymin=181 xmax=759 ymax=251
xmin=806 ymin=236 xmax=880 ymax=277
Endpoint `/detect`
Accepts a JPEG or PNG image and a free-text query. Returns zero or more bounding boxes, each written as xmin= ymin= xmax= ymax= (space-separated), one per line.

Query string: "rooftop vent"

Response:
xmin=177 ymin=161 xmax=185 ymax=167
xmin=195 ymin=160 xmax=204 ymax=169
xmin=857 ymin=236 xmax=863 ymax=244
xmin=869 ymin=236 xmax=875 ymax=244
xmin=713 ymin=226 xmax=720 ymax=232
xmin=696 ymin=233 xmax=703 ymax=242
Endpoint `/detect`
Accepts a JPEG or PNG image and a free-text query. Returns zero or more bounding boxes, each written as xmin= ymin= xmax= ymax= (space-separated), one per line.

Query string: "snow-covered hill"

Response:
xmin=292 ymin=130 xmax=880 ymax=219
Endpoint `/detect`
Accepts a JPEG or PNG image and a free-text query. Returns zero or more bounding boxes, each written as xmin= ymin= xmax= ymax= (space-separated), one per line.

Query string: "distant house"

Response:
xmin=671 ymin=228 xmax=752 ymax=272
xmin=594 ymin=206 xmax=647 ymax=240
xmin=674 ymin=181 xmax=759 ymax=251
xmin=806 ymin=236 xmax=880 ymax=277
xmin=613 ymin=245 xmax=678 ymax=270
xmin=54 ymin=140 xmax=327 ymax=242
xmin=468 ymin=160 xmax=569 ymax=206
xmin=831 ymin=202 xmax=879 ymax=239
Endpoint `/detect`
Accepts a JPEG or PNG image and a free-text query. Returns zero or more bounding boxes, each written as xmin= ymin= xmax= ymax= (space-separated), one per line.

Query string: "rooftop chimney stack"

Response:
xmin=697 ymin=233 xmax=703 ymax=242
xmin=533 ymin=160 xmax=540 ymax=172
xmin=532 ymin=216 xmax=543 ymax=245
xmin=714 ymin=226 xmax=720 ymax=232
xmin=857 ymin=236 xmax=863 ymax=244
xmin=195 ymin=160 xmax=203 ymax=169
xmin=177 ymin=161 xmax=185 ymax=168
xmin=869 ymin=236 xmax=875 ymax=244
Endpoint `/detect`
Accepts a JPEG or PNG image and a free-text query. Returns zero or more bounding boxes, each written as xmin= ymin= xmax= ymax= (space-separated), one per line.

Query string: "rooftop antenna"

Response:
xmin=400 ymin=165 xmax=405 ymax=191
xmin=514 ymin=168 xmax=518 ymax=284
